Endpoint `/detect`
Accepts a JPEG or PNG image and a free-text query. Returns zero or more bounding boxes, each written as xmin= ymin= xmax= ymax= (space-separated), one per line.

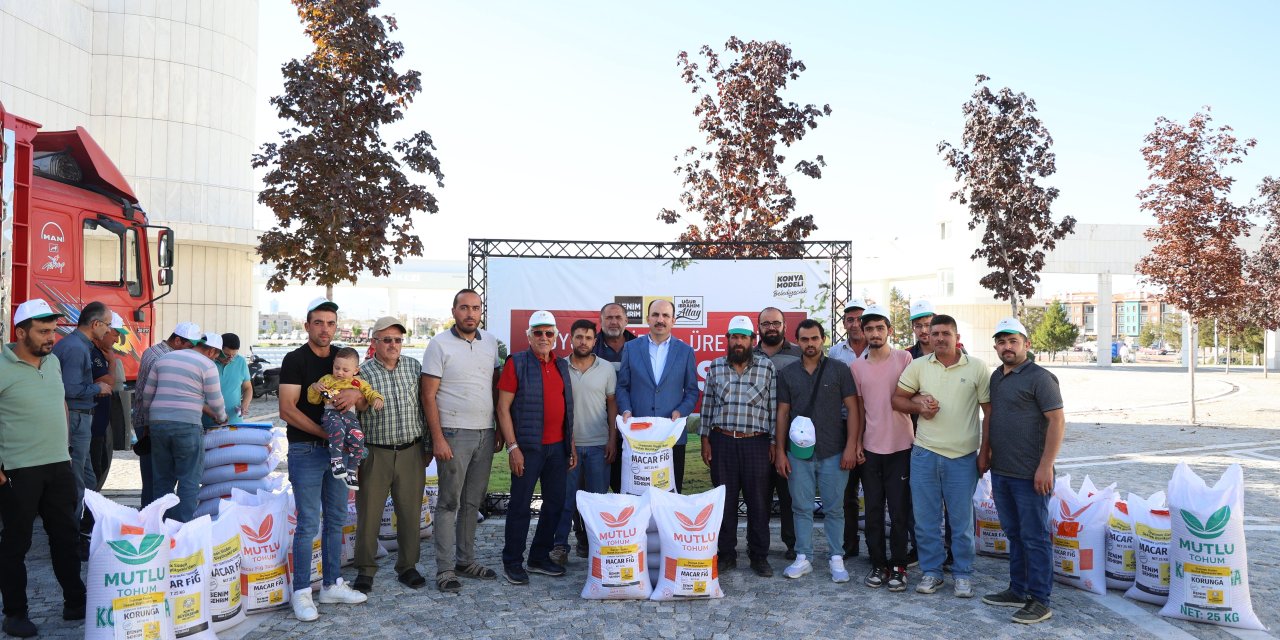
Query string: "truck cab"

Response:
xmin=1 ymin=101 xmax=173 ymax=380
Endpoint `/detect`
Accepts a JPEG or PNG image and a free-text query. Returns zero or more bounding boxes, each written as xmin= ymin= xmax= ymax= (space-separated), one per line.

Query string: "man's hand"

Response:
xmin=568 ymin=450 xmax=577 ymax=471
xmin=622 ymin=411 xmax=632 ymax=421
xmin=1034 ymin=462 xmax=1054 ymax=496
xmin=605 ymin=437 xmax=618 ymax=464
xmin=774 ymin=447 xmax=790 ymax=478
xmin=840 ymin=445 xmax=857 ymax=471
xmin=509 ymin=448 xmax=525 ymax=477
xmin=0 ymin=469 xmax=7 ymax=486
xmin=433 ymin=437 xmax=454 ymax=462
xmin=239 ymin=403 xmax=251 ymax=419
xmin=978 ymin=447 xmax=992 ymax=475
xmin=916 ymin=394 xmax=940 ymax=420
xmin=331 ymin=388 xmax=361 ymax=412
xmin=97 ymin=382 xmax=112 ymax=396
xmin=700 ymin=436 xmax=712 ymax=467
xmin=670 ymin=410 xmax=681 ymax=420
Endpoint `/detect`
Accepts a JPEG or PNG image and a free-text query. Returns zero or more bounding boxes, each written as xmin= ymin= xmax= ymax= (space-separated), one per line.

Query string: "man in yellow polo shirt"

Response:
xmin=892 ymin=314 xmax=990 ymax=599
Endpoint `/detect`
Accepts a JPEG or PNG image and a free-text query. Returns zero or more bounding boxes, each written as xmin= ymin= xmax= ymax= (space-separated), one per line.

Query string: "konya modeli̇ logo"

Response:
xmin=675 ymin=504 xmax=714 ymax=533
xmin=1181 ymin=505 xmax=1230 ymax=540
xmin=600 ymin=506 xmax=635 ymax=529
xmin=241 ymin=515 xmax=274 ymax=544
xmin=108 ymin=534 xmax=165 ymax=565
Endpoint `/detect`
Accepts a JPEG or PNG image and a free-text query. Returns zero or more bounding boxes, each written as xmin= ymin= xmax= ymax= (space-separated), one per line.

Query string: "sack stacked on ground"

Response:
xmin=578 ymin=491 xmax=652 ymax=600
xmin=379 ymin=461 xmax=439 ymax=551
xmin=85 ymin=491 xmax=180 ymax=640
xmin=341 ymin=491 xmax=358 ymax=566
xmin=649 ymin=486 xmax=725 ymax=601
xmin=618 ymin=416 xmax=684 ymax=495
xmin=972 ymin=471 xmax=1009 ymax=557
xmin=1159 ymin=463 xmax=1264 ymax=630
xmin=161 ymin=516 xmax=215 ymax=640
xmin=280 ymin=485 xmax=322 ymax=588
xmin=207 ymin=503 xmax=246 ymax=632
xmin=1105 ymin=496 xmax=1137 ymax=590
xmin=226 ymin=487 xmax=292 ymax=612
xmin=196 ymin=426 xmax=280 ymax=517
xmin=1125 ymin=490 xmax=1171 ymax=605
xmin=1050 ymin=474 xmax=1115 ymax=595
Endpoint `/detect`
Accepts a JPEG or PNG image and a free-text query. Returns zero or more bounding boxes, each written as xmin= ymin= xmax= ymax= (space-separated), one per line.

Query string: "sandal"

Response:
xmin=455 ymin=562 xmax=497 ymax=580
xmin=435 ymin=571 xmax=462 ymax=593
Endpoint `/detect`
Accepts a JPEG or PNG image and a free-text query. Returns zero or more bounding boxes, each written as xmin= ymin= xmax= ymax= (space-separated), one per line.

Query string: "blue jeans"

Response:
xmin=68 ymin=411 xmax=95 ymax=520
xmin=991 ymin=472 xmax=1053 ymax=605
xmin=554 ymin=445 xmax=607 ymax=547
xmin=503 ymin=444 xmax=567 ymax=567
xmin=149 ymin=421 xmax=203 ymax=522
xmin=289 ymin=441 xmax=347 ymax=587
xmin=909 ymin=445 xmax=978 ymax=579
xmin=787 ymin=452 xmax=848 ymax=559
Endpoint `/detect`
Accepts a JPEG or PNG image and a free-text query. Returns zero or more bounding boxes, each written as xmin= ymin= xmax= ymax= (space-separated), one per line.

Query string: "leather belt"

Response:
xmin=713 ymin=428 xmax=766 ymax=439
xmin=368 ymin=439 xmax=420 ymax=451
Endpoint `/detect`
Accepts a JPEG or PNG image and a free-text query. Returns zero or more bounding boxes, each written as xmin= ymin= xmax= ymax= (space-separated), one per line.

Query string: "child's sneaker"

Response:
xmin=329 ymin=458 xmax=347 ymax=479
xmin=345 ymin=473 xmax=360 ymax=491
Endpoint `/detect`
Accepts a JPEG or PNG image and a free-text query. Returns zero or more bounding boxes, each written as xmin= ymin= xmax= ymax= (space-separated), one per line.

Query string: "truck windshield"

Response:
xmin=83 ymin=217 xmax=144 ymax=296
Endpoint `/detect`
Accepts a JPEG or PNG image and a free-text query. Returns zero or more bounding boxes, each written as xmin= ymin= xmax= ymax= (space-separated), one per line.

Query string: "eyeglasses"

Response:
xmin=531 ymin=330 xmax=556 ymax=338
xmin=759 ymin=321 xmax=783 ymax=329
xmin=378 ymin=337 xmax=404 ymax=344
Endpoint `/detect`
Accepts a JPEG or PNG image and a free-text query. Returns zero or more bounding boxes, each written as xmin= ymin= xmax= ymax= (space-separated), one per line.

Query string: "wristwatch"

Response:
xmin=507 ymin=443 xmax=520 ymax=452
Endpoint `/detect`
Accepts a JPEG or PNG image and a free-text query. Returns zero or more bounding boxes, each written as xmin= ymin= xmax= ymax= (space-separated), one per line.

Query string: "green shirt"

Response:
xmin=0 ymin=344 xmax=72 ymax=470
xmin=897 ymin=352 xmax=991 ymax=459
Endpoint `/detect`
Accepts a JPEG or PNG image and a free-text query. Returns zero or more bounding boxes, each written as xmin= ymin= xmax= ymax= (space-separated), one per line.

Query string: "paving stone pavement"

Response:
xmin=13 ymin=366 xmax=1280 ymax=639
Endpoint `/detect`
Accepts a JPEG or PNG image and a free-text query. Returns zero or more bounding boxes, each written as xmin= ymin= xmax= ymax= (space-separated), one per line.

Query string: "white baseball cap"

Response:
xmin=12 ymin=298 xmax=64 ymax=326
xmin=909 ymin=300 xmax=936 ymax=320
xmin=109 ymin=312 xmax=129 ymax=334
xmin=727 ymin=315 xmax=754 ymax=336
xmin=860 ymin=304 xmax=891 ymax=324
xmin=789 ymin=417 xmax=816 ymax=460
xmin=528 ymin=310 xmax=556 ymax=329
xmin=202 ymin=332 xmax=224 ymax=351
xmin=843 ymin=299 xmax=867 ymax=313
xmin=173 ymin=321 xmax=203 ymax=344
xmin=307 ymin=297 xmax=339 ymax=313
xmin=993 ymin=317 xmax=1029 ymax=338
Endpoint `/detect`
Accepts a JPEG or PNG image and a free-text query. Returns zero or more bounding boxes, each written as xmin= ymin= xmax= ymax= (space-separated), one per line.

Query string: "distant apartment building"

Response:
xmin=258 ymin=312 xmax=295 ymax=335
xmin=1054 ymin=291 xmax=1180 ymax=340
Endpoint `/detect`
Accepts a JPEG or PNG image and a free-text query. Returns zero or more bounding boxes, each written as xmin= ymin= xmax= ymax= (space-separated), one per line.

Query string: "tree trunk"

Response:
xmin=326 ymin=284 xmax=334 ymax=302
xmin=1225 ymin=332 xmax=1231 ymax=373
xmin=1187 ymin=312 xmax=1197 ymax=425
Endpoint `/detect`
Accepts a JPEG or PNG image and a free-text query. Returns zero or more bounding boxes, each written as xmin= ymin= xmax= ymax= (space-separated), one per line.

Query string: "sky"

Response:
xmin=252 ymin=1 xmax=1280 ymax=318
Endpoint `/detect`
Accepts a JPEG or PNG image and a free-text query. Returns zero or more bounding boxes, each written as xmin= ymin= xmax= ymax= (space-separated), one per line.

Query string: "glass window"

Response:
xmin=83 ymin=219 xmax=123 ymax=287
xmin=126 ymin=227 xmax=142 ymax=296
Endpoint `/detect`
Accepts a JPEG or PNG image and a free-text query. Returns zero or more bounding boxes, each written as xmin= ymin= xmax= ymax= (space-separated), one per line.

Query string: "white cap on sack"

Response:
xmin=789 ymin=418 xmax=816 ymax=460
xmin=307 ymin=297 xmax=339 ymax=313
xmin=12 ymin=299 xmax=64 ymax=326
xmin=993 ymin=317 xmax=1029 ymax=338
xmin=528 ymin=310 xmax=557 ymax=329
xmin=173 ymin=322 xmax=203 ymax=344
xmin=727 ymin=315 xmax=754 ymax=336
xmin=843 ymin=299 xmax=867 ymax=313
xmin=909 ymin=300 xmax=936 ymax=320
xmin=860 ymin=304 xmax=891 ymax=324
xmin=202 ymin=332 xmax=224 ymax=351
xmin=109 ymin=312 xmax=129 ymax=334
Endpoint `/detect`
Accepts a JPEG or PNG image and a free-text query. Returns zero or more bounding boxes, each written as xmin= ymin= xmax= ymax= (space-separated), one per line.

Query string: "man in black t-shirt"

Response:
xmin=279 ymin=298 xmax=369 ymax=621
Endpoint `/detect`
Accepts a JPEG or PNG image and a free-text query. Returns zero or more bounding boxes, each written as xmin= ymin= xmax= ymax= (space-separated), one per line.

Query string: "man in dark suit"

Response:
xmin=615 ymin=299 xmax=699 ymax=492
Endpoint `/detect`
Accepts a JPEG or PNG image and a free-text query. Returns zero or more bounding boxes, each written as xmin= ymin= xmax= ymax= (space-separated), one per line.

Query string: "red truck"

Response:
xmin=1 ymin=100 xmax=174 ymax=380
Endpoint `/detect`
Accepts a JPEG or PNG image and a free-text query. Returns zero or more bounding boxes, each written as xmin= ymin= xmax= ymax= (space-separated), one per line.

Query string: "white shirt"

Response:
xmin=828 ymin=341 xmax=869 ymax=366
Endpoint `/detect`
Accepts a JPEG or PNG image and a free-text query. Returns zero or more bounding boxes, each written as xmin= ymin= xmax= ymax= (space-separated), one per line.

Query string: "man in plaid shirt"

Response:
xmin=352 ymin=316 xmax=429 ymax=593
xmin=699 ymin=316 xmax=777 ymax=578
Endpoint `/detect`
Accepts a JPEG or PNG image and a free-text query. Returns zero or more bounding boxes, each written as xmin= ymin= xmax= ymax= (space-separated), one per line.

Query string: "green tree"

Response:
xmin=351 ymin=323 xmax=363 ymax=340
xmin=888 ymin=287 xmax=913 ymax=348
xmin=269 ymin=321 xmax=278 ymax=336
xmin=253 ymin=0 xmax=444 ymax=297
xmin=1021 ymin=306 xmax=1046 ymax=341
xmin=1030 ymin=301 xmax=1079 ymax=361
xmin=1138 ymin=321 xmax=1161 ymax=348
xmin=659 ymin=37 xmax=832 ymax=258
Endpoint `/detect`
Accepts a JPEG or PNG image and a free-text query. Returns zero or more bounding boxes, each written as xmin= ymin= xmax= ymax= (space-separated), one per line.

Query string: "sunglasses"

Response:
xmin=531 ymin=330 xmax=556 ymax=338
xmin=378 ymin=337 xmax=404 ymax=344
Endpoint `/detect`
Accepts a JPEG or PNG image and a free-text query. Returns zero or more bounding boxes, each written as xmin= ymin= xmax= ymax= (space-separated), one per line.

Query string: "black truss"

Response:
xmin=467 ymin=238 xmax=853 ymax=342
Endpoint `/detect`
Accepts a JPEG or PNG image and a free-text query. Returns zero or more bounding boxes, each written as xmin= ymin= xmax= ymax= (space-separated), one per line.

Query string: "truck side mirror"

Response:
xmin=157 ymin=228 xmax=174 ymax=268
xmin=158 ymin=267 xmax=172 ymax=286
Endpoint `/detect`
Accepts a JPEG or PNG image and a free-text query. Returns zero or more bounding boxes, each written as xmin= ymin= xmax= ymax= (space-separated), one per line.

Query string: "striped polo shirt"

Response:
xmin=142 ymin=349 xmax=227 ymax=425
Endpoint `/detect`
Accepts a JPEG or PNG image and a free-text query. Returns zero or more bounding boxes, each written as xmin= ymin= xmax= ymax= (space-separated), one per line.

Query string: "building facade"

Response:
xmin=1 ymin=0 xmax=259 ymax=342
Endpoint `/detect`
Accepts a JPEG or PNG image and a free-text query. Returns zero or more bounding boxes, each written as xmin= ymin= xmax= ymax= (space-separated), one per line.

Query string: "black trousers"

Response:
xmin=0 ymin=462 xmax=86 ymax=617
xmin=843 ymin=464 xmax=863 ymax=557
xmin=768 ymin=467 xmax=795 ymax=550
xmin=90 ymin=429 xmax=113 ymax=491
xmin=708 ymin=433 xmax=770 ymax=562
xmin=861 ymin=449 xmax=911 ymax=567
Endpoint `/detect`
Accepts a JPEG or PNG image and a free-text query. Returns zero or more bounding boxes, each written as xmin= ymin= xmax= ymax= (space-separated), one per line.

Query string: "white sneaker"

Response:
xmin=291 ymin=589 xmax=318 ymax=621
xmin=954 ymin=577 xmax=974 ymax=598
xmin=829 ymin=555 xmax=850 ymax=583
xmin=783 ymin=555 xmax=812 ymax=579
xmin=916 ymin=575 xmax=945 ymax=594
xmin=317 ymin=578 xmax=368 ymax=604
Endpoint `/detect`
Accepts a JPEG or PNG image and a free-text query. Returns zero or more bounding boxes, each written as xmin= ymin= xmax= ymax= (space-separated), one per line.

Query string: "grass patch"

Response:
xmin=486 ymin=425 xmax=714 ymax=495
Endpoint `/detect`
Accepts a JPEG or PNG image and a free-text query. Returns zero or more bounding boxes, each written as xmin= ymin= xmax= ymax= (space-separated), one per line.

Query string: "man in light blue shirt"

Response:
xmin=205 ymin=333 xmax=252 ymax=426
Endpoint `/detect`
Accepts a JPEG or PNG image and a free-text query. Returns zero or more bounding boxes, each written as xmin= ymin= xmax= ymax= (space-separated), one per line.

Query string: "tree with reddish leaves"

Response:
xmin=253 ymin=0 xmax=443 ymax=297
xmin=1134 ymin=108 xmax=1255 ymax=421
xmin=938 ymin=75 xmax=1075 ymax=316
xmin=659 ymin=37 xmax=831 ymax=258
xmin=1244 ymin=176 xmax=1280 ymax=376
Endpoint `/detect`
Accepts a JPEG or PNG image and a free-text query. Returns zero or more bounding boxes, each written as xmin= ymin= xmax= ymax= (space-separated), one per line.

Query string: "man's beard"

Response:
xmin=602 ymin=326 xmax=623 ymax=338
xmin=867 ymin=337 xmax=885 ymax=349
xmin=24 ymin=335 xmax=53 ymax=356
xmin=573 ymin=345 xmax=593 ymax=358
xmin=727 ymin=346 xmax=751 ymax=364
xmin=760 ymin=331 xmax=783 ymax=347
